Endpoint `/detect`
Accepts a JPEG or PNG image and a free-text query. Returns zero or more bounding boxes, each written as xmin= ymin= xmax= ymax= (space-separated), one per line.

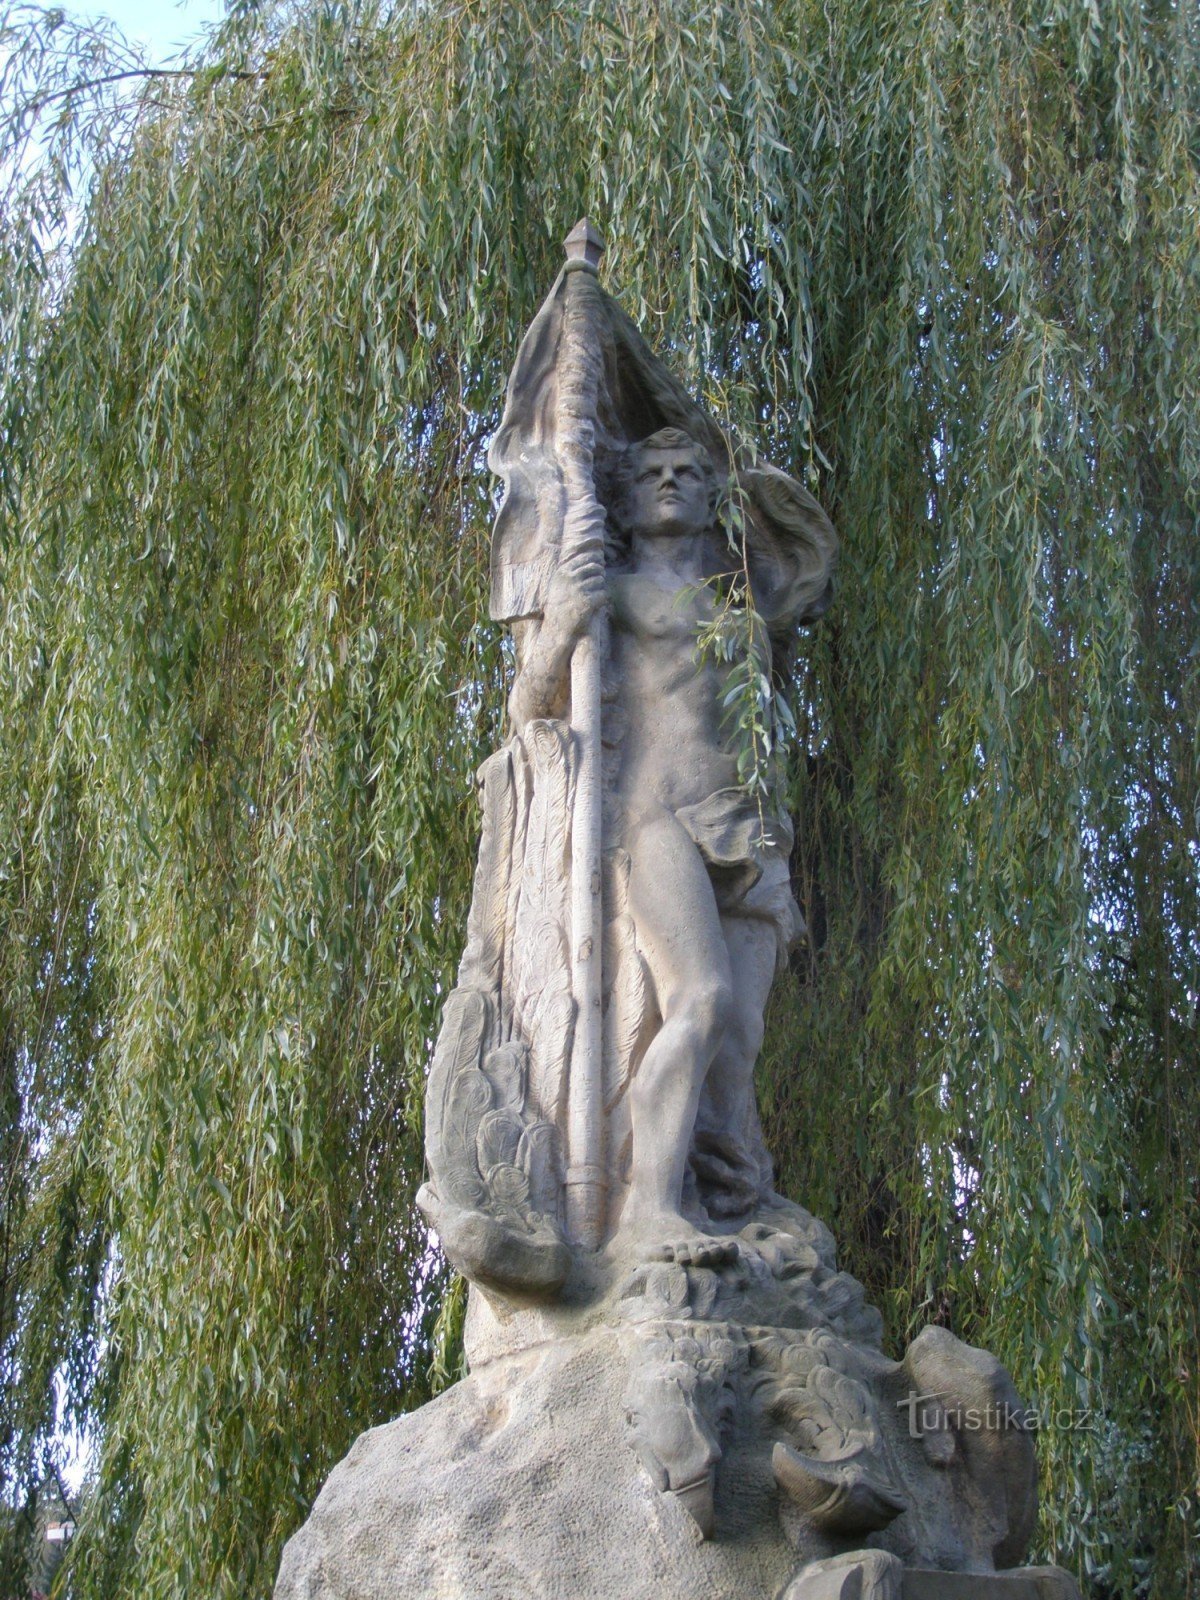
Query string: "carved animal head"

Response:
xmin=624 ymin=1360 xmax=721 ymax=1492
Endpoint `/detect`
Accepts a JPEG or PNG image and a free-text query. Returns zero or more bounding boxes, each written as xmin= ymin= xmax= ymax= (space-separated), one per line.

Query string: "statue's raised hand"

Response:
xmin=547 ymin=504 xmax=607 ymax=644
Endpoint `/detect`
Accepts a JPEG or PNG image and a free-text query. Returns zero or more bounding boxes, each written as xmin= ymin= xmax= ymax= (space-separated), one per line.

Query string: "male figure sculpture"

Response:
xmin=417 ymin=241 xmax=837 ymax=1290
xmin=508 ymin=426 xmax=805 ymax=1264
xmin=278 ymin=231 xmax=1059 ymax=1600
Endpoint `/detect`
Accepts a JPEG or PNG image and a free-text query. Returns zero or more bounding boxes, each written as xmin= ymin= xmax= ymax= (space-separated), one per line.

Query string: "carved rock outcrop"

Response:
xmin=276 ymin=1201 xmax=1080 ymax=1600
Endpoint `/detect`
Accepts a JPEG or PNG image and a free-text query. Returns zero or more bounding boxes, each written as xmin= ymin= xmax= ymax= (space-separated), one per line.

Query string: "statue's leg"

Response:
xmin=692 ymin=914 xmax=776 ymax=1219
xmin=617 ymin=807 xmax=736 ymax=1263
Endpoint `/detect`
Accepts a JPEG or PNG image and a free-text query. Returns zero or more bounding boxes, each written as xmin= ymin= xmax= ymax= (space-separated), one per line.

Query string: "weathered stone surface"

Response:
xmin=276 ymin=1327 xmax=768 ymax=1600
xmin=901 ymin=1570 xmax=1082 ymax=1600
xmin=784 ymin=1550 xmax=904 ymax=1600
xmin=276 ymin=1205 xmax=1058 ymax=1600
xmin=779 ymin=1554 xmax=1083 ymax=1600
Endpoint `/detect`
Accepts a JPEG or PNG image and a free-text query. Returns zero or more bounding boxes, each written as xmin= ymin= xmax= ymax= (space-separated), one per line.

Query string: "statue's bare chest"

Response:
xmin=608 ymin=572 xmax=714 ymax=644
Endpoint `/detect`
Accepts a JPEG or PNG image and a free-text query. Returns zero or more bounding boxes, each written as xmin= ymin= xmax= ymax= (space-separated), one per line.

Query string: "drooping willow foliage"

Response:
xmin=0 ymin=0 xmax=1195 ymax=1594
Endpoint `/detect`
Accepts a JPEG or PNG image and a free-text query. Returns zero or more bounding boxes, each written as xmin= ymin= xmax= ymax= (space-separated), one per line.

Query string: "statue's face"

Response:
xmin=625 ymin=444 xmax=712 ymax=539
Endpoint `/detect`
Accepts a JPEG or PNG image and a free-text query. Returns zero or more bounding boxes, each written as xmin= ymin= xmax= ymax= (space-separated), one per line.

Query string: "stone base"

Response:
xmin=902 ymin=1572 xmax=1080 ymax=1600
xmin=275 ymin=1202 xmax=1072 ymax=1600
xmin=786 ymin=1554 xmax=1080 ymax=1599
xmin=277 ymin=1326 xmax=788 ymax=1600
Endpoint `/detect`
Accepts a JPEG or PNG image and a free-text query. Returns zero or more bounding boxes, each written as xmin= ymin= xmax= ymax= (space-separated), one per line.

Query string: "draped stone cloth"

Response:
xmin=489 ymin=269 xmax=835 ymax=636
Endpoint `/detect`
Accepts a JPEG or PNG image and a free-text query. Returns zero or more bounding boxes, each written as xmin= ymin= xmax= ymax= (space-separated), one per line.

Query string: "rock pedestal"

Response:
xmin=274 ymin=1200 xmax=1081 ymax=1600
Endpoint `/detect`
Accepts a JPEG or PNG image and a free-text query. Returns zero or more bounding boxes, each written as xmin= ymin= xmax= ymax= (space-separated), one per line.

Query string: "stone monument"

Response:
xmin=275 ymin=224 xmax=1082 ymax=1600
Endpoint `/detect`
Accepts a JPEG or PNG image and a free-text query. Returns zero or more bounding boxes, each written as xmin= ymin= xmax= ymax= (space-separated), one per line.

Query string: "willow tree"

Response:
xmin=0 ymin=0 xmax=1195 ymax=1594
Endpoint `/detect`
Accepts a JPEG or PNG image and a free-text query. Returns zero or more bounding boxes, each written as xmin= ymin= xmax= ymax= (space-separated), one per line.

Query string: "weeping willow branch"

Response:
xmin=15 ymin=64 xmax=264 ymax=114
xmin=0 ymin=1 xmax=1196 ymax=1597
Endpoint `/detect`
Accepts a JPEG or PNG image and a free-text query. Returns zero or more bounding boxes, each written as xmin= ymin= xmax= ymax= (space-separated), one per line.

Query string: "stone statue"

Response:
xmin=275 ymin=224 xmax=1083 ymax=1600
xmin=416 ymin=221 xmax=837 ymax=1288
xmin=519 ymin=420 xmax=817 ymax=1266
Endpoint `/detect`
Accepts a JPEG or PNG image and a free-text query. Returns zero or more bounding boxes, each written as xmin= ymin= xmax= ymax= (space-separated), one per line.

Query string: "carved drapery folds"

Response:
xmin=487 ymin=266 xmax=836 ymax=638
xmin=417 ymin=721 xmax=577 ymax=1292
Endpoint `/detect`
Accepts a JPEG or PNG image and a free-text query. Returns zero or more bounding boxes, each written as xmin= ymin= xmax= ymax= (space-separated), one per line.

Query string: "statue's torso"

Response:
xmin=607 ymin=569 xmax=742 ymax=818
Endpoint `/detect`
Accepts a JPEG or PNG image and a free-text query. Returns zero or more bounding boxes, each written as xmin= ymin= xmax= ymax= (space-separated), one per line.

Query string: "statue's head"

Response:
xmin=609 ymin=427 xmax=719 ymax=541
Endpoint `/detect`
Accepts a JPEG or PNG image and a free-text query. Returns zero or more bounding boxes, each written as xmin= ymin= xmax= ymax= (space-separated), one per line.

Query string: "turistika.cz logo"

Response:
xmin=897 ymin=1391 xmax=1095 ymax=1439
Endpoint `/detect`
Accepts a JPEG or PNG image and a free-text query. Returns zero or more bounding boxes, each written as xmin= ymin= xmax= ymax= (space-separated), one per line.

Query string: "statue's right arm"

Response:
xmin=507 ymin=543 xmax=606 ymax=732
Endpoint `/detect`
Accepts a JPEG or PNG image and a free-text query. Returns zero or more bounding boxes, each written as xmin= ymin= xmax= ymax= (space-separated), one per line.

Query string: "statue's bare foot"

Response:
xmin=615 ymin=1211 xmax=739 ymax=1268
xmin=646 ymin=1235 xmax=739 ymax=1268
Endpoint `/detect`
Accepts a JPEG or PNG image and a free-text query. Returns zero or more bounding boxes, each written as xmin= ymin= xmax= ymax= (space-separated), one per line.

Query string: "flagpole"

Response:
xmin=557 ymin=218 xmax=607 ymax=1250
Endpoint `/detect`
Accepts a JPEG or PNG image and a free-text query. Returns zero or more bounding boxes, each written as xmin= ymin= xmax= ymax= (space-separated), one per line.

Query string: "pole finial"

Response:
xmin=563 ymin=217 xmax=605 ymax=274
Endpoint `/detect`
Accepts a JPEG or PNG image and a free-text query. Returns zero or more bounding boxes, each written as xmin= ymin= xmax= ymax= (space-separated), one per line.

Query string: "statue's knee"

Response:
xmin=691 ymin=979 xmax=733 ymax=1043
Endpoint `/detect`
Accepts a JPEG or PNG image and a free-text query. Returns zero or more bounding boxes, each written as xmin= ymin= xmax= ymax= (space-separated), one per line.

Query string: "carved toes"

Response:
xmin=645 ymin=1235 xmax=739 ymax=1268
